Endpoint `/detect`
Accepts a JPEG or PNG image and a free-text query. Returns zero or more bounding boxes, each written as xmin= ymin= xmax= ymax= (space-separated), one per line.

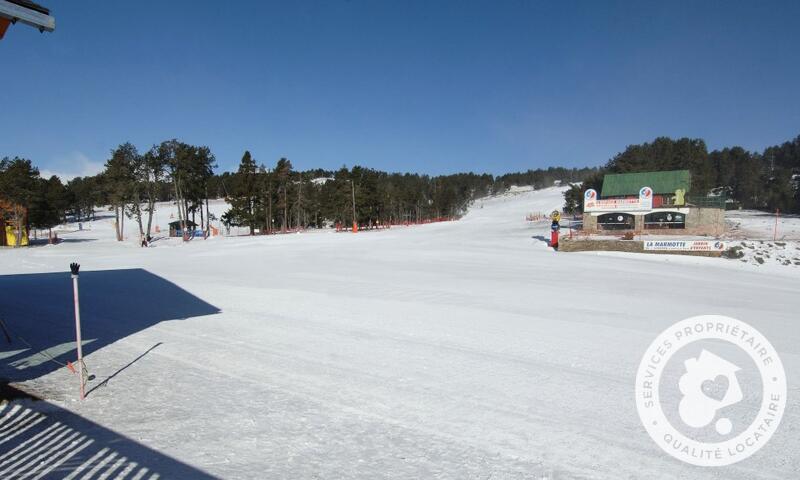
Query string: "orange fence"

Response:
xmin=526 ymin=212 xmax=548 ymax=222
xmin=335 ymin=217 xmax=457 ymax=232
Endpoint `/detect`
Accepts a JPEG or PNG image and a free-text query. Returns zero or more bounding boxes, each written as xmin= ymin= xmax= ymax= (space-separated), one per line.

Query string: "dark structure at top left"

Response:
xmin=0 ymin=0 xmax=55 ymax=39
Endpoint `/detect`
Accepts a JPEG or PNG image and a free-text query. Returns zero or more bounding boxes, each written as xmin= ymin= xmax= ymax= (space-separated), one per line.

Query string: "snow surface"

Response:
xmin=726 ymin=209 xmax=800 ymax=241
xmin=1 ymin=187 xmax=799 ymax=479
xmin=722 ymin=210 xmax=800 ymax=269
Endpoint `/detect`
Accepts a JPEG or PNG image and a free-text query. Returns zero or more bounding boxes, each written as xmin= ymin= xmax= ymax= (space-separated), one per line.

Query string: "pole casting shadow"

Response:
xmin=0 ymin=269 xmax=221 ymax=478
xmin=85 ymin=342 xmax=163 ymax=398
xmin=0 ymin=269 xmax=220 ymax=384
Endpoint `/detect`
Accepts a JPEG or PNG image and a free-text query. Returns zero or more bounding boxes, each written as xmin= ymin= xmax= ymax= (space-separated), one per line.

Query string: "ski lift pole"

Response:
xmin=774 ymin=208 xmax=780 ymax=242
xmin=351 ymin=180 xmax=358 ymax=233
xmin=70 ymin=262 xmax=85 ymax=400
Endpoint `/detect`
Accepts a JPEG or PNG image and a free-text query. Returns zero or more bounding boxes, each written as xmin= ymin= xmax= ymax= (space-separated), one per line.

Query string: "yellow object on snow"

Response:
xmin=5 ymin=225 xmax=29 ymax=246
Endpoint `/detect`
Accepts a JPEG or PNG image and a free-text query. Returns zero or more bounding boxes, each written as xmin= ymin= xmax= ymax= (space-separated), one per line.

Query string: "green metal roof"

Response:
xmin=601 ymin=170 xmax=691 ymax=197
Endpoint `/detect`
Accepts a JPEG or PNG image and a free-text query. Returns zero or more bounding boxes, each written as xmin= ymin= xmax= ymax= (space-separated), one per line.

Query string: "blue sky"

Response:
xmin=2 ymin=1 xmax=799 ymax=179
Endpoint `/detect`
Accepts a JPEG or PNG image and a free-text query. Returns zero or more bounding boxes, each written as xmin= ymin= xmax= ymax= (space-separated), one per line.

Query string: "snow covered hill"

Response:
xmin=1 ymin=187 xmax=798 ymax=479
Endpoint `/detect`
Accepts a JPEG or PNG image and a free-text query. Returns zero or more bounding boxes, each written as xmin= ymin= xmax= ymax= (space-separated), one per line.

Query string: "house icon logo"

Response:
xmin=635 ymin=315 xmax=787 ymax=467
xmin=678 ymin=350 xmax=742 ymax=435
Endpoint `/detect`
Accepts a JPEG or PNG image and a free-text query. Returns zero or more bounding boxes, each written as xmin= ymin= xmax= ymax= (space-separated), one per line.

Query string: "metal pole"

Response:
xmin=70 ymin=263 xmax=85 ymax=400
xmin=351 ymin=180 xmax=357 ymax=233
xmin=774 ymin=208 xmax=780 ymax=241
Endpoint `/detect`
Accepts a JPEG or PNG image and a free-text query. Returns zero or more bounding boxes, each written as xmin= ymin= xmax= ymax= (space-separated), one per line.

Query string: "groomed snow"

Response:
xmin=1 ymin=187 xmax=798 ymax=479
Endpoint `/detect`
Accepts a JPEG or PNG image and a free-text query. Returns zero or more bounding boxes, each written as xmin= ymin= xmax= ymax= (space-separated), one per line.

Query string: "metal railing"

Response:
xmin=685 ymin=195 xmax=726 ymax=209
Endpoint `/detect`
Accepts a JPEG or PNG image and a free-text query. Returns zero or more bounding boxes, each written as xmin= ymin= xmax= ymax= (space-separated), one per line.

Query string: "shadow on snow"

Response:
xmin=0 ymin=268 xmax=220 ymax=384
xmin=0 ymin=388 xmax=218 ymax=479
xmin=0 ymin=269 xmax=221 ymax=478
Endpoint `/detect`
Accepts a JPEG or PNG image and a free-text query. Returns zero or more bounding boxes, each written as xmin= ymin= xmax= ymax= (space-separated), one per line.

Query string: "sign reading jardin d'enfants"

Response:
xmin=643 ymin=240 xmax=727 ymax=252
xmin=584 ymin=186 xmax=653 ymax=212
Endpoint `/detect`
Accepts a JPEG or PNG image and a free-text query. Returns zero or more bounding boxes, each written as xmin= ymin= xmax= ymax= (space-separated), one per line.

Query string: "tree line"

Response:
xmin=0 ymin=139 xmax=216 ymax=243
xmin=219 ymin=153 xmax=596 ymax=233
xmin=222 ymin=152 xmax=498 ymax=233
xmin=0 ymin=158 xmax=71 ymax=245
xmin=5 ymin=134 xmax=798 ymax=246
xmin=564 ymin=135 xmax=800 ymax=214
xmin=1 ymin=141 xmax=598 ymax=244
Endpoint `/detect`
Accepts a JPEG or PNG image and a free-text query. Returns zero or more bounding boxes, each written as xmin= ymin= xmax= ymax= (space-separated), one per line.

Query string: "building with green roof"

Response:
xmin=581 ymin=169 xmax=725 ymax=236
xmin=600 ymin=170 xmax=691 ymax=198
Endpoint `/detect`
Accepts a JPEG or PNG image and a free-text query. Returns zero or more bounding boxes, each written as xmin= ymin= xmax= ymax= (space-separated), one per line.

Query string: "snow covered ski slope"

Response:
xmin=1 ymin=187 xmax=798 ymax=479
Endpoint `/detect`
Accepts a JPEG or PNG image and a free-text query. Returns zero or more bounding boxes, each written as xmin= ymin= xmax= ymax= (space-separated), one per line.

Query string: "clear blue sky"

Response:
xmin=2 ymin=1 xmax=799 ymax=179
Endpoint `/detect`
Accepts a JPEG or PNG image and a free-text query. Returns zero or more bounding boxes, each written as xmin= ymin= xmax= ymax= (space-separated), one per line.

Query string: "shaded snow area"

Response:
xmin=1 ymin=187 xmax=799 ymax=479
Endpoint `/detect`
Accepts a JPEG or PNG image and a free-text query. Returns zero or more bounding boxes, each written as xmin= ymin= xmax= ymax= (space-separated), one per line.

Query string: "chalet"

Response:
xmin=582 ymin=170 xmax=725 ymax=235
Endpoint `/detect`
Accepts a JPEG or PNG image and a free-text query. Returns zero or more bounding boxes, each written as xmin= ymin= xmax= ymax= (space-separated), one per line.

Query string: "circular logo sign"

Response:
xmin=585 ymin=189 xmax=597 ymax=200
xmin=640 ymin=186 xmax=653 ymax=198
xmin=635 ymin=315 xmax=786 ymax=467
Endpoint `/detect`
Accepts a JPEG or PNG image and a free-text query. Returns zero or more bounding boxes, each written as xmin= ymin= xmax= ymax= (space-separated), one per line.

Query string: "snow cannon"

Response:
xmin=550 ymin=223 xmax=560 ymax=249
xmin=550 ymin=210 xmax=561 ymax=250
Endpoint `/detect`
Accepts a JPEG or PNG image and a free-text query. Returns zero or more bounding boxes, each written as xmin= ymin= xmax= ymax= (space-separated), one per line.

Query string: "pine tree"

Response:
xmin=226 ymin=151 xmax=259 ymax=234
xmin=274 ymin=158 xmax=293 ymax=231
xmin=105 ymin=143 xmax=138 ymax=241
xmin=29 ymin=175 xmax=67 ymax=241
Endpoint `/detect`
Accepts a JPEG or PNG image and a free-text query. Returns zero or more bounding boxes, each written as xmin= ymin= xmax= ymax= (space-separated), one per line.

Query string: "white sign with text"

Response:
xmin=584 ymin=186 xmax=653 ymax=212
xmin=643 ymin=240 xmax=726 ymax=252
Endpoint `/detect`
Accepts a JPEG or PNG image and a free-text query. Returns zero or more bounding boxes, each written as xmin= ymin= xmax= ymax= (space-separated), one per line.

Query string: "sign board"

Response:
xmin=584 ymin=186 xmax=653 ymax=212
xmin=643 ymin=240 xmax=727 ymax=252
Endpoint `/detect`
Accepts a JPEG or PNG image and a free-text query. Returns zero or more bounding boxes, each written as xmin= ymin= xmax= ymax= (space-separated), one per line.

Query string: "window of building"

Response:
xmin=597 ymin=213 xmax=635 ymax=230
xmin=644 ymin=211 xmax=685 ymax=229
